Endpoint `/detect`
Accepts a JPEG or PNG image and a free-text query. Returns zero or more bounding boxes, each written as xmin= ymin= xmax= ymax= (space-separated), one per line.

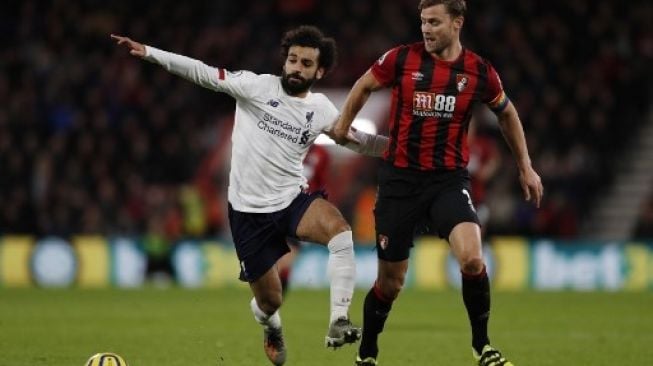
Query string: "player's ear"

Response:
xmin=316 ymin=67 xmax=325 ymax=80
xmin=453 ymin=15 xmax=464 ymax=29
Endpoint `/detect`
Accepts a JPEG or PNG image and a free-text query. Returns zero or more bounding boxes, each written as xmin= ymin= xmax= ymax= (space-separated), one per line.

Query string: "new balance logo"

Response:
xmin=267 ymin=99 xmax=280 ymax=107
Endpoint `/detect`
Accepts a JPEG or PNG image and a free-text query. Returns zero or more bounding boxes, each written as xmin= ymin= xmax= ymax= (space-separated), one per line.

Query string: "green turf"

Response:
xmin=1 ymin=287 xmax=651 ymax=365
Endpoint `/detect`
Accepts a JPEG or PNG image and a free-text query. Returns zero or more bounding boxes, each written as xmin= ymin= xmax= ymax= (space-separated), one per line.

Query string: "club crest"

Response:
xmin=305 ymin=111 xmax=314 ymax=127
xmin=456 ymin=74 xmax=469 ymax=92
xmin=378 ymin=234 xmax=389 ymax=250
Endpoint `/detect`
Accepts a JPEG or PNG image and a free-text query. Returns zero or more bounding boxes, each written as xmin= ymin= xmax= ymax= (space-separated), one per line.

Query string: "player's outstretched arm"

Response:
xmin=111 ymin=34 xmax=146 ymax=57
xmin=496 ymin=101 xmax=544 ymax=208
xmin=333 ymin=70 xmax=384 ymax=145
xmin=110 ymin=34 xmax=222 ymax=92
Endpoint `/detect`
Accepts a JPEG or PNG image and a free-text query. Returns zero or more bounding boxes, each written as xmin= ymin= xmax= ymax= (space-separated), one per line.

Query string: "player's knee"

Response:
xmin=329 ymin=220 xmax=351 ymax=238
xmin=326 ymin=219 xmax=352 ymax=247
xmin=461 ymin=257 xmax=485 ymax=275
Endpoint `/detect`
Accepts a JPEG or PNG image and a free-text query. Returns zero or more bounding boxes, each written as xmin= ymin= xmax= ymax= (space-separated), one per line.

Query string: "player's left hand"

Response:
xmin=520 ymin=166 xmax=543 ymax=208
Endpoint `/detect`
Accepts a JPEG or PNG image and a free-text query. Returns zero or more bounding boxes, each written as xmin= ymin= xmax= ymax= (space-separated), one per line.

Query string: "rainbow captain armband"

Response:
xmin=487 ymin=91 xmax=509 ymax=113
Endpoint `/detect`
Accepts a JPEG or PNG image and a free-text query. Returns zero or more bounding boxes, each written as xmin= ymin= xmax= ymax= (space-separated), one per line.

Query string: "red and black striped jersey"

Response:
xmin=370 ymin=42 xmax=508 ymax=171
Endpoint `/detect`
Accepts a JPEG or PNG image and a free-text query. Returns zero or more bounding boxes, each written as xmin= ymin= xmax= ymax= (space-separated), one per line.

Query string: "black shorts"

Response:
xmin=228 ymin=190 xmax=325 ymax=282
xmin=374 ymin=163 xmax=479 ymax=262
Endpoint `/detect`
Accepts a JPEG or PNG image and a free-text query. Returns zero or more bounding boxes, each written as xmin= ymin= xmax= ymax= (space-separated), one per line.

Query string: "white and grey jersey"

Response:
xmin=145 ymin=46 xmax=339 ymax=212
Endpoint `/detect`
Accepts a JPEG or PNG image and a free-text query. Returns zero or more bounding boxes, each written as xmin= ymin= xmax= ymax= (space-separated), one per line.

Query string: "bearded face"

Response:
xmin=281 ymin=69 xmax=317 ymax=96
xmin=281 ymin=45 xmax=324 ymax=97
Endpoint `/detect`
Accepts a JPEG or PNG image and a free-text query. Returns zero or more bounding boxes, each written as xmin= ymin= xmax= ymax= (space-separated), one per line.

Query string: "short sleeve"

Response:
xmin=369 ymin=47 xmax=401 ymax=87
xmin=483 ymin=63 xmax=509 ymax=113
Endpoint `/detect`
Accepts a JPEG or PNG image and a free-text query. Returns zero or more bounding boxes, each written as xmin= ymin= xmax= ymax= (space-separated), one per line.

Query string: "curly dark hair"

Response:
xmin=418 ymin=0 xmax=466 ymax=17
xmin=280 ymin=25 xmax=337 ymax=74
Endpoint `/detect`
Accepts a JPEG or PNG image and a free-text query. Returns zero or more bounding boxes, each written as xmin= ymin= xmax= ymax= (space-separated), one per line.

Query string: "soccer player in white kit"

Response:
xmin=112 ymin=26 xmax=388 ymax=366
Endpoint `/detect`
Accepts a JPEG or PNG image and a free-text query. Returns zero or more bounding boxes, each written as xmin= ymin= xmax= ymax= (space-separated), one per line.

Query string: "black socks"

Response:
xmin=359 ymin=284 xmax=393 ymax=359
xmin=462 ymin=266 xmax=491 ymax=354
xmin=359 ymin=266 xmax=491 ymax=358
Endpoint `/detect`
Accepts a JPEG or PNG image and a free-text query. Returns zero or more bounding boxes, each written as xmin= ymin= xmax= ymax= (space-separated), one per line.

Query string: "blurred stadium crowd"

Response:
xmin=1 ymin=0 xmax=652 ymax=241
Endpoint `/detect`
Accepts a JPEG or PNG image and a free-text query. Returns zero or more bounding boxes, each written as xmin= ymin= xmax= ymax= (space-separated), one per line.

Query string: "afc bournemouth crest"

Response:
xmin=378 ymin=234 xmax=389 ymax=250
xmin=456 ymin=74 xmax=469 ymax=92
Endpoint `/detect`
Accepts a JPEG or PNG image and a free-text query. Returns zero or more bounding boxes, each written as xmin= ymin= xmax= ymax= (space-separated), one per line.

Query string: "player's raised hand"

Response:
xmin=520 ymin=166 xmax=543 ymax=208
xmin=110 ymin=34 xmax=146 ymax=57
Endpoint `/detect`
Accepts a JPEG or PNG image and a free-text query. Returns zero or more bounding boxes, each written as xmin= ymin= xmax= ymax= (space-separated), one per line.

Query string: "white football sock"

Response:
xmin=326 ymin=230 xmax=356 ymax=324
xmin=250 ymin=297 xmax=282 ymax=329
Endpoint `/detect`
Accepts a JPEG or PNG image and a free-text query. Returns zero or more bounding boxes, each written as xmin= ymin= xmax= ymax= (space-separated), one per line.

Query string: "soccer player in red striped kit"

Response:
xmin=334 ymin=1 xmax=543 ymax=365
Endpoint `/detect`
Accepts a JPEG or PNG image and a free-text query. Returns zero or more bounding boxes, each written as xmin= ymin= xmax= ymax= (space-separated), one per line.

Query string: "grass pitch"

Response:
xmin=1 ymin=287 xmax=651 ymax=365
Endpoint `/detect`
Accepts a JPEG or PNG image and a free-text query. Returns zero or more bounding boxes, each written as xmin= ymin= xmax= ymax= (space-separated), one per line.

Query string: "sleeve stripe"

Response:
xmin=217 ymin=68 xmax=225 ymax=80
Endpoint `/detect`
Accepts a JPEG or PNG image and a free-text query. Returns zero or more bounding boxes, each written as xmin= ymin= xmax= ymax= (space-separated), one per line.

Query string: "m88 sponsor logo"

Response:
xmin=413 ymin=92 xmax=456 ymax=118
